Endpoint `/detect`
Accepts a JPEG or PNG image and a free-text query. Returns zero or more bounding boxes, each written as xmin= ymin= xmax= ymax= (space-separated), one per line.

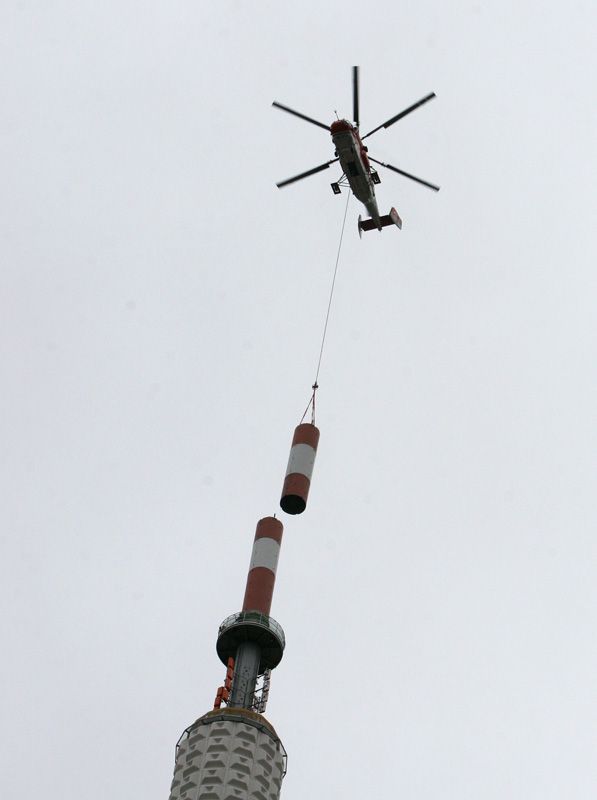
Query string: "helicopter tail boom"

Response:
xmin=358 ymin=207 xmax=402 ymax=237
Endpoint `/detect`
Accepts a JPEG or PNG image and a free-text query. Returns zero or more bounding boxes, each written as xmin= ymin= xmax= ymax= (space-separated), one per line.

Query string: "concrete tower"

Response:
xmin=168 ymin=516 xmax=288 ymax=800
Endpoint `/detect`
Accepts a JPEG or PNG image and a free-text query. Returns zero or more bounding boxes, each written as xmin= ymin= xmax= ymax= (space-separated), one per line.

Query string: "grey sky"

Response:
xmin=1 ymin=2 xmax=595 ymax=798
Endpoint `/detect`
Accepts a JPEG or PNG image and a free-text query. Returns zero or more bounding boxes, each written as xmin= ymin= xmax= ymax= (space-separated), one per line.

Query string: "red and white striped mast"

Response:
xmin=168 ymin=421 xmax=320 ymax=800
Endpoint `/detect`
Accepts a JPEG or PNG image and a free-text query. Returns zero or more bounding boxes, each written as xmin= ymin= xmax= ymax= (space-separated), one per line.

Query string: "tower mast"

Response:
xmin=168 ymin=422 xmax=319 ymax=800
xmin=168 ymin=516 xmax=288 ymax=800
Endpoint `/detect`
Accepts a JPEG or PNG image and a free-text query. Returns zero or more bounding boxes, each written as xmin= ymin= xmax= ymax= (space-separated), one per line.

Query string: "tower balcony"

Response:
xmin=216 ymin=611 xmax=285 ymax=670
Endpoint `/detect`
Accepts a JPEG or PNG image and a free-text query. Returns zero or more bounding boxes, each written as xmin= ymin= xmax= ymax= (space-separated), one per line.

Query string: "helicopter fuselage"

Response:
xmin=330 ymin=119 xmax=381 ymax=225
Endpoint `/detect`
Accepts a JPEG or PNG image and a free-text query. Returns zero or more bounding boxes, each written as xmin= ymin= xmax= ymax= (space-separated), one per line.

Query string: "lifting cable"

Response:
xmin=300 ymin=191 xmax=351 ymax=425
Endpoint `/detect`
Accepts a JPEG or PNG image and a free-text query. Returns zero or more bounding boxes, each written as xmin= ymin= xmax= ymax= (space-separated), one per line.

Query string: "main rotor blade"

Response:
xmin=276 ymin=158 xmax=339 ymax=188
xmin=352 ymin=65 xmax=360 ymax=128
xmin=369 ymin=157 xmax=440 ymax=191
xmin=362 ymin=92 xmax=436 ymax=140
xmin=272 ymin=101 xmax=331 ymax=131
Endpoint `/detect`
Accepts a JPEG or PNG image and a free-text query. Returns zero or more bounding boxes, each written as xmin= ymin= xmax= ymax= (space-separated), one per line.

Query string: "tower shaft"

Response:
xmin=229 ymin=641 xmax=261 ymax=708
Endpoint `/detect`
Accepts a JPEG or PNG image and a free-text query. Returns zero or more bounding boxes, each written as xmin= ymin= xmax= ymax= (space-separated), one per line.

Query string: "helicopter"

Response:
xmin=273 ymin=66 xmax=439 ymax=236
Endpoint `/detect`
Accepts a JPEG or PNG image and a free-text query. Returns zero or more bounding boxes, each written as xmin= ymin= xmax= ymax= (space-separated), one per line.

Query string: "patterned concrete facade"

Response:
xmin=169 ymin=709 xmax=286 ymax=800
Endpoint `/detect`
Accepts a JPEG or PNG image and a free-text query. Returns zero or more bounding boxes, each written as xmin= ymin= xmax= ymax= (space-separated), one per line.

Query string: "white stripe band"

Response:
xmin=285 ymin=443 xmax=316 ymax=478
xmin=249 ymin=537 xmax=280 ymax=573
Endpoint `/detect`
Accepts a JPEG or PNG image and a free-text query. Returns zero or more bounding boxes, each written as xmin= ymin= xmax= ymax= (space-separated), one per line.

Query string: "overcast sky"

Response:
xmin=1 ymin=2 xmax=596 ymax=798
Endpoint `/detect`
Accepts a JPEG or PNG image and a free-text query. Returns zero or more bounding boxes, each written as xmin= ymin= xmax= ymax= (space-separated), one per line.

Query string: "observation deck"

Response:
xmin=216 ymin=611 xmax=285 ymax=670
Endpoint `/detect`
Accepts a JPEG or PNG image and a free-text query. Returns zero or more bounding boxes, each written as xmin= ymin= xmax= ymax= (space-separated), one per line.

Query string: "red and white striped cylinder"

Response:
xmin=280 ymin=422 xmax=320 ymax=515
xmin=242 ymin=517 xmax=283 ymax=616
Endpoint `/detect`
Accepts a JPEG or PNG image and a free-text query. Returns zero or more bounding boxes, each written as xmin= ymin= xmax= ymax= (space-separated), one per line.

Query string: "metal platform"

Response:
xmin=216 ymin=611 xmax=285 ymax=670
